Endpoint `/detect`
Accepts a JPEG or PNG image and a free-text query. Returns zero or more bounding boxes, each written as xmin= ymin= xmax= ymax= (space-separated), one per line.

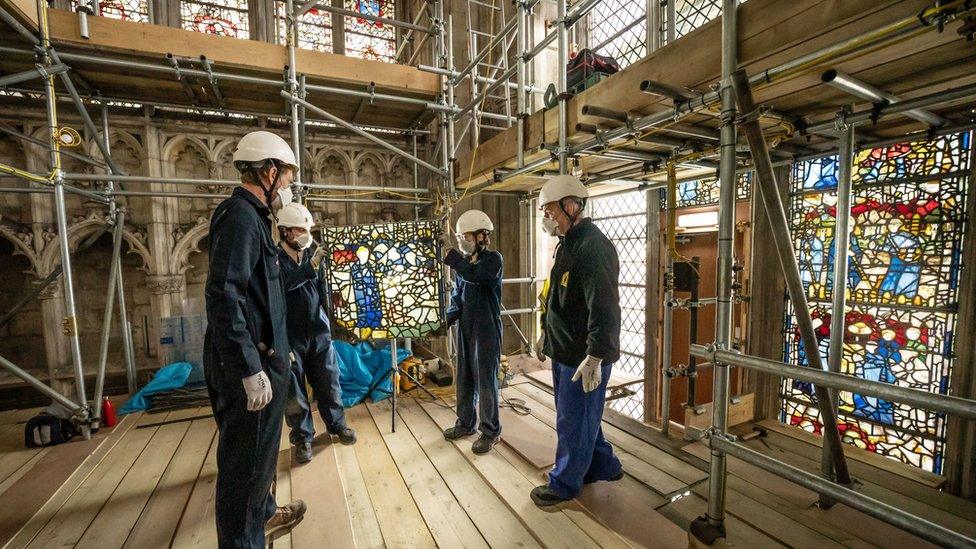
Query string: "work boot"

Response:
xmin=295 ymin=442 xmax=313 ymax=464
xmin=530 ymin=485 xmax=572 ymax=507
xmin=472 ymin=434 xmax=499 ymax=455
xmin=265 ymin=499 xmax=307 ymax=541
xmin=334 ymin=426 xmax=357 ymax=445
xmin=443 ymin=426 xmax=476 ymax=440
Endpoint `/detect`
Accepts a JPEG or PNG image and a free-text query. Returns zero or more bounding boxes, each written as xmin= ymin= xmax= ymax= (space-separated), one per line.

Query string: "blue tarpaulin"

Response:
xmin=334 ymin=341 xmax=411 ymax=407
xmin=119 ymin=362 xmax=193 ymax=415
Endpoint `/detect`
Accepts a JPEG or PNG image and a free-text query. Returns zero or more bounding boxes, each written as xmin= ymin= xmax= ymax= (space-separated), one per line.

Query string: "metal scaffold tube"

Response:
xmin=59 ymin=173 xmax=428 ymax=194
xmin=515 ymin=0 xmax=527 ymax=168
xmin=692 ymin=0 xmax=736 ymax=540
xmin=282 ymin=91 xmax=448 ymax=179
xmin=821 ymin=111 xmax=855 ymax=507
xmin=690 ymin=346 xmax=976 ymax=421
xmin=92 ymin=209 xmax=125 ymax=424
xmin=286 ymin=0 xmax=301 ymax=187
xmin=37 ymin=0 xmax=90 ymax=437
xmin=556 ymin=0 xmax=569 ymax=174
xmin=729 ymin=68 xmax=852 ymax=488
xmin=707 ymin=435 xmax=976 ymax=548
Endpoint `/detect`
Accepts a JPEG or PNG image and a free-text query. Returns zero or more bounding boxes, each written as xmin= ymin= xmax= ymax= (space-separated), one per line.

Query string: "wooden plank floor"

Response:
xmin=2 ymin=382 xmax=976 ymax=548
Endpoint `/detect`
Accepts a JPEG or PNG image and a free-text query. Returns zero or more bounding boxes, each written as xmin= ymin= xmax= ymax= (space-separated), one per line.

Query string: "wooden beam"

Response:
xmin=35 ymin=8 xmax=439 ymax=98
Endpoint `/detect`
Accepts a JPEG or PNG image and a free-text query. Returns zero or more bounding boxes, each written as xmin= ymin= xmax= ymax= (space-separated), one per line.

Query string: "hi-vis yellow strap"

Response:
xmin=538 ymin=278 xmax=551 ymax=318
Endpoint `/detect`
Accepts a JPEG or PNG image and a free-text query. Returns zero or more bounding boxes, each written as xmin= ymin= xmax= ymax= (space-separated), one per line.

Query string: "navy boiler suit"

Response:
xmin=277 ymin=245 xmax=347 ymax=443
xmin=444 ymin=249 xmax=504 ymax=438
xmin=542 ymin=218 xmax=623 ymax=499
xmin=204 ymin=187 xmax=290 ymax=548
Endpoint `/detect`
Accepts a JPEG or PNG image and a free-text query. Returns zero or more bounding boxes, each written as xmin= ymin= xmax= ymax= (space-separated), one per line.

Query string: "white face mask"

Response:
xmin=272 ymin=186 xmax=293 ymax=211
xmin=294 ymin=232 xmax=313 ymax=250
xmin=541 ymin=217 xmax=560 ymax=237
xmin=457 ymin=236 xmax=476 ymax=255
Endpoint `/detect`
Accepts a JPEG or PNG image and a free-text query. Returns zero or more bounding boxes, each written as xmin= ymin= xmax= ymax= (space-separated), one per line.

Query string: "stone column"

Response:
xmin=37 ymin=281 xmax=73 ymax=397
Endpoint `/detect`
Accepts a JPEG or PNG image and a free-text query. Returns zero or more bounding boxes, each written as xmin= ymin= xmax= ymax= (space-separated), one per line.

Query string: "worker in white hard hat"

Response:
xmin=441 ymin=209 xmax=504 ymax=455
xmin=275 ymin=202 xmax=357 ymax=465
xmin=203 ymin=130 xmax=306 ymax=547
xmin=530 ymin=174 xmax=623 ymax=508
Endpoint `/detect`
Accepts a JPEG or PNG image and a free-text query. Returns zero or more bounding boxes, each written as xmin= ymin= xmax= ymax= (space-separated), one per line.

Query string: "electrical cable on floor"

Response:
xmin=500 ymin=395 xmax=531 ymax=416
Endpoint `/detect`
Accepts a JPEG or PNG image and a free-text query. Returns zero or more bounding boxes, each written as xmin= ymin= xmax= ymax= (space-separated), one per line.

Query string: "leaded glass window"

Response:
xmin=276 ymin=1 xmax=334 ymax=53
xmin=781 ymin=131 xmax=972 ymax=474
xmin=588 ymin=0 xmax=647 ymax=69
xmin=590 ymin=191 xmax=648 ymax=421
xmin=181 ymin=0 xmax=250 ymax=38
xmin=662 ymin=0 xmax=747 ymax=44
xmin=344 ymin=0 xmax=396 ymax=62
xmin=661 ymin=171 xmax=752 ymax=209
xmin=322 ymin=220 xmax=444 ymax=339
xmin=98 ymin=0 xmax=150 ymax=23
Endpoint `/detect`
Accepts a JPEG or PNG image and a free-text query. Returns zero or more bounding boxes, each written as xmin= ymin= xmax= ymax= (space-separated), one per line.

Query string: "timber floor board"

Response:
xmin=2 ymin=393 xmax=976 ymax=548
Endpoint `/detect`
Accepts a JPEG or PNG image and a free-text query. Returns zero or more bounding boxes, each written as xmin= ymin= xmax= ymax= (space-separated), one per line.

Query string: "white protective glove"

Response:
xmin=571 ymin=355 xmax=603 ymax=393
xmin=242 ymin=370 xmax=273 ymax=411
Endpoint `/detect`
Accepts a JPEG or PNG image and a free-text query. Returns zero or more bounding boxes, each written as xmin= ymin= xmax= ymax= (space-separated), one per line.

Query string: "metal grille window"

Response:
xmin=276 ymin=1 xmax=334 ymax=53
xmin=344 ymin=0 xmax=397 ymax=62
xmin=590 ymin=191 xmax=648 ymax=421
xmin=587 ymin=0 xmax=647 ymax=69
xmin=180 ymin=0 xmax=250 ymax=38
xmin=662 ymin=0 xmax=747 ymax=44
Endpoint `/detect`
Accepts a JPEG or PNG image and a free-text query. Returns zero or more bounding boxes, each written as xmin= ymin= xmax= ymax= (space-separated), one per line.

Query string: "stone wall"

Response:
xmin=0 ymin=111 xmax=478 ymax=402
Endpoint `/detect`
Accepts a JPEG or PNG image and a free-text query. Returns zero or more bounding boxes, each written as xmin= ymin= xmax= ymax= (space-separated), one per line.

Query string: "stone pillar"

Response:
xmin=37 ymin=281 xmax=73 ymax=397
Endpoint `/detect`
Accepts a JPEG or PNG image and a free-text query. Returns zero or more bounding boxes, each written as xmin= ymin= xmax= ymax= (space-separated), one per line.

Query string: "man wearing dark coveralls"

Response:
xmin=275 ymin=201 xmax=357 ymax=464
xmin=530 ymin=174 xmax=624 ymax=507
xmin=204 ymin=130 xmax=307 ymax=547
xmin=441 ymin=209 xmax=504 ymax=455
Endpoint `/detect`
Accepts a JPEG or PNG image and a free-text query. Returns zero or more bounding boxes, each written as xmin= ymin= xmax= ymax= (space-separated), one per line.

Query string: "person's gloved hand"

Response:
xmin=242 ymin=370 xmax=273 ymax=411
xmin=534 ymin=334 xmax=546 ymax=361
xmin=443 ymin=248 xmax=463 ymax=266
xmin=310 ymin=243 xmax=326 ymax=269
xmin=571 ymin=355 xmax=603 ymax=393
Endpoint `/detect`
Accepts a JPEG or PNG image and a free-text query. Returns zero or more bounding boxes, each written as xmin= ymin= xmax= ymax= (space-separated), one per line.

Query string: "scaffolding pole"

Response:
xmin=92 ymin=208 xmax=125 ymax=426
xmin=729 ymin=66 xmax=852 ymax=491
xmin=38 ymin=0 xmax=91 ymax=438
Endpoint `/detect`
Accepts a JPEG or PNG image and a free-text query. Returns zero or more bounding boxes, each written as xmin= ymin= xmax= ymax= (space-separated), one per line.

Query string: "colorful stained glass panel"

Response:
xmin=344 ymin=0 xmax=396 ymax=62
xmin=181 ymin=0 xmax=250 ymax=38
xmin=322 ymin=220 xmax=444 ymax=339
xmin=782 ymin=131 xmax=972 ymax=474
xmin=98 ymin=0 xmax=150 ymax=22
xmin=277 ymin=1 xmax=334 ymax=52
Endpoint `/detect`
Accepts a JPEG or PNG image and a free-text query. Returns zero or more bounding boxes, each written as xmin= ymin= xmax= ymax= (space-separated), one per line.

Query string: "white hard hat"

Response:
xmin=538 ymin=174 xmax=588 ymax=208
xmin=456 ymin=209 xmax=494 ymax=234
xmin=276 ymin=202 xmax=314 ymax=229
xmin=233 ymin=131 xmax=299 ymax=173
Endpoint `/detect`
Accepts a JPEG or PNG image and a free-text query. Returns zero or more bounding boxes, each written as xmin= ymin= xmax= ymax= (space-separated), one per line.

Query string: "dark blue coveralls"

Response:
xmin=444 ymin=248 xmax=504 ymax=438
xmin=277 ymin=245 xmax=347 ymax=443
xmin=204 ymin=187 xmax=290 ymax=548
xmin=542 ymin=218 xmax=623 ymax=499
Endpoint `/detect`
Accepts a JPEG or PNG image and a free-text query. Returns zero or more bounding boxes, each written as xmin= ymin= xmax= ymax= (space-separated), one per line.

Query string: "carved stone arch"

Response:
xmin=87 ymin=129 xmax=146 ymax=175
xmin=172 ymin=215 xmax=210 ymax=275
xmin=161 ymin=134 xmax=211 ymax=165
xmin=38 ymin=213 xmax=153 ymax=275
xmin=0 ymin=219 xmax=40 ymax=276
xmin=389 ymin=157 xmax=412 ymax=186
xmin=314 ymin=147 xmax=353 ymax=174
xmin=354 ymin=151 xmax=387 ymax=186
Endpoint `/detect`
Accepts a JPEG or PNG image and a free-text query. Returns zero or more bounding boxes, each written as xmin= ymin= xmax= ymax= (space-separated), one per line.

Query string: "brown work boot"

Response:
xmin=265 ymin=499 xmax=307 ymax=542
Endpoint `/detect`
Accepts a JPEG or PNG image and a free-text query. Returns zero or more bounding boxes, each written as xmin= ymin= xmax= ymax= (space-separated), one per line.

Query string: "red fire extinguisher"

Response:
xmin=101 ymin=397 xmax=117 ymax=428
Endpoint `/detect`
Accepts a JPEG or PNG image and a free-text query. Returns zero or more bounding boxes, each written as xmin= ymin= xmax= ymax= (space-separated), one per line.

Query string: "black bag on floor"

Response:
xmin=24 ymin=413 xmax=80 ymax=447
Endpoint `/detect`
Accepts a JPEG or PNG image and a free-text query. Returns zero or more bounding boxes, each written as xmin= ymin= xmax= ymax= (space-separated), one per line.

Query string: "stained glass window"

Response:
xmin=590 ymin=191 xmax=648 ymax=421
xmin=181 ymin=0 xmax=250 ymax=38
xmin=781 ymin=131 xmax=972 ymax=474
xmin=588 ymin=0 xmax=647 ymax=69
xmin=344 ymin=0 xmax=396 ymax=62
xmin=664 ymin=171 xmax=752 ymax=209
xmin=97 ymin=0 xmax=150 ymax=23
xmin=276 ymin=1 xmax=334 ymax=53
xmin=322 ymin=220 xmax=444 ymax=339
